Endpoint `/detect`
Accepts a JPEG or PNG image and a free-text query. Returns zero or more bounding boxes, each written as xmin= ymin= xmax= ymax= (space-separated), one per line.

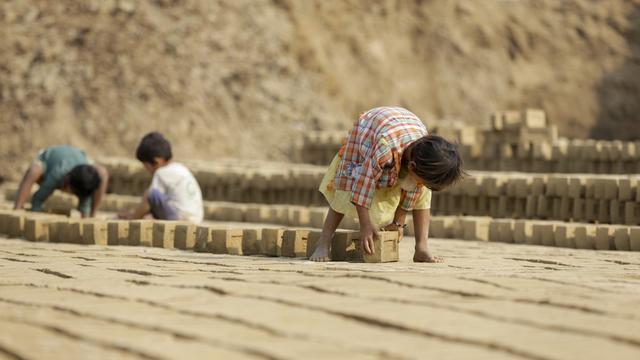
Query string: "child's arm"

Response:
xmin=355 ymin=204 xmax=378 ymax=255
xmin=117 ymin=190 xmax=151 ymax=220
xmin=90 ymin=165 xmax=110 ymax=217
xmin=14 ymin=163 xmax=44 ymax=210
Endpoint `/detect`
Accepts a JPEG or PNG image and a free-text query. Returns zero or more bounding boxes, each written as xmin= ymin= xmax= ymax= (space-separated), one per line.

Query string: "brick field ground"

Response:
xmin=1 ymin=235 xmax=640 ymax=359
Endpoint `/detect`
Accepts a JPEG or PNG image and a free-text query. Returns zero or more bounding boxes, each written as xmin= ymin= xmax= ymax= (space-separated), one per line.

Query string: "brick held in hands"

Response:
xmin=210 ymin=229 xmax=243 ymax=255
xmin=262 ymin=228 xmax=285 ymax=256
xmin=242 ymin=229 xmax=262 ymax=255
xmin=82 ymin=222 xmax=108 ymax=245
xmin=174 ymin=223 xmax=197 ymax=250
xmin=129 ymin=220 xmax=154 ymax=247
xmin=363 ymin=231 xmax=400 ymax=263
xmin=107 ymin=221 xmax=130 ymax=246
xmin=281 ymin=229 xmax=309 ymax=257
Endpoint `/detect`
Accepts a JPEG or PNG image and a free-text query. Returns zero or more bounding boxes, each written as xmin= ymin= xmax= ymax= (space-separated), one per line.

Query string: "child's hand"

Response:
xmin=360 ymin=223 xmax=379 ymax=255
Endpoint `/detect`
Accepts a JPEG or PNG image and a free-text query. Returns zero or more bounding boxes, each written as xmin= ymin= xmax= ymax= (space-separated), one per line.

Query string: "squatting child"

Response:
xmin=118 ymin=132 xmax=204 ymax=224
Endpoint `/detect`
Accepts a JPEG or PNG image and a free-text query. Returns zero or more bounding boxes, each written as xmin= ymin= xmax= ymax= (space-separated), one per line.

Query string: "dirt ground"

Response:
xmin=1 ymin=235 xmax=640 ymax=360
xmin=1 ymin=0 xmax=639 ymax=181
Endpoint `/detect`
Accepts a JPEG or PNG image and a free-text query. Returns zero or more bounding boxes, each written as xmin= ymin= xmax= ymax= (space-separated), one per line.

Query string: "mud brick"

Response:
xmin=488 ymin=221 xmax=501 ymax=242
xmin=584 ymin=199 xmax=597 ymax=222
xmin=593 ymin=179 xmax=606 ymax=199
xmin=525 ymin=195 xmax=537 ymax=218
xmin=429 ymin=218 xmax=447 ymax=238
xmin=309 ymin=209 xmax=326 ymax=229
xmin=329 ymin=230 xmax=359 ymax=261
xmin=572 ymin=198 xmax=585 ymax=222
xmin=476 ymin=196 xmax=489 ymax=215
xmin=194 ymin=226 xmax=211 ymax=252
xmin=262 ymin=228 xmax=285 ymax=256
xmin=595 ymin=226 xmax=617 ymax=250
xmin=0 ymin=211 xmax=11 ymax=235
xmin=364 ymin=231 xmax=399 ymax=263
xmin=462 ymin=176 xmax=482 ymax=197
xmin=624 ymin=202 xmax=639 ymax=226
xmin=57 ymin=220 xmax=79 ymax=243
xmin=597 ymin=200 xmax=610 ymax=224
xmin=47 ymin=221 xmax=67 ymax=243
xmin=172 ymin=223 xmax=196 ymax=250
xmin=269 ymin=206 xmax=289 ymax=225
xmin=585 ymin=179 xmax=597 ymax=198
xmin=461 ymin=196 xmax=475 ymax=215
xmin=281 ymin=229 xmax=309 ymax=257
xmin=602 ymin=179 xmax=619 ymax=200
xmin=618 ymin=179 xmax=638 ymax=201
xmin=461 ymin=217 xmax=490 ymax=241
xmin=152 ymin=221 xmax=179 ymax=249
xmin=242 ymin=229 xmax=262 ymax=255
xmin=7 ymin=213 xmax=26 ymax=238
xmin=575 ymin=225 xmax=597 ymax=250
xmin=530 ymin=222 xmax=555 ymax=246
xmin=559 ymin=197 xmax=571 ymax=221
xmin=245 ymin=205 xmax=271 ymax=223
xmin=24 ymin=217 xmax=53 ymax=242
xmin=513 ymin=220 xmax=533 ymax=244
xmin=291 ymin=208 xmax=311 ymax=227
xmin=630 ymin=228 xmax=640 ymax=251
xmin=107 ymin=221 xmax=129 ymax=246
xmin=67 ymin=221 xmax=86 ymax=244
xmin=129 ymin=220 xmax=153 ymax=247
xmin=209 ymin=229 xmax=243 ymax=254
xmin=613 ymin=227 xmax=630 ymax=251
xmin=551 ymin=198 xmax=562 ymax=219
xmin=488 ymin=198 xmax=499 ymax=217
xmin=521 ymin=109 xmax=546 ymax=128
xmin=483 ymin=176 xmax=506 ymax=197
xmin=497 ymin=220 xmax=514 ymax=243
xmin=513 ymin=199 xmax=526 ymax=219
xmin=609 ymin=200 xmax=622 ymax=224
xmin=555 ymin=224 xmax=577 ymax=248
xmin=568 ymin=177 xmax=585 ymax=198
xmin=497 ymin=196 xmax=511 ymax=218
xmin=553 ymin=176 xmax=570 ymax=197
xmin=306 ymin=230 xmax=323 ymax=258
xmin=82 ymin=222 xmax=108 ymax=245
xmin=531 ymin=177 xmax=546 ymax=196
xmin=536 ymin=195 xmax=550 ymax=219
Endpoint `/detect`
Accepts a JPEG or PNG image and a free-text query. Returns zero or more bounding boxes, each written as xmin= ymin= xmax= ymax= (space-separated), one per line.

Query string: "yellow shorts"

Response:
xmin=319 ymin=154 xmax=431 ymax=227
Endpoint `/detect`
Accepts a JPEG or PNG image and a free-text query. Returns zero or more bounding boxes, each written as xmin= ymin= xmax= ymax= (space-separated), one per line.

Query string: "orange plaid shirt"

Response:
xmin=333 ymin=107 xmax=428 ymax=210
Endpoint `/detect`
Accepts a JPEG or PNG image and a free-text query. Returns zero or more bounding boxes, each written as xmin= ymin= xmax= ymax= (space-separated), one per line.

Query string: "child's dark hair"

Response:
xmin=68 ymin=165 xmax=101 ymax=198
xmin=410 ymin=135 xmax=464 ymax=192
xmin=136 ymin=132 xmax=172 ymax=165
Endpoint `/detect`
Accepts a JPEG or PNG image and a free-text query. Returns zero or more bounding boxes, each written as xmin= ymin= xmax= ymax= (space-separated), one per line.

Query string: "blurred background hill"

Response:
xmin=1 ymin=0 xmax=638 ymax=180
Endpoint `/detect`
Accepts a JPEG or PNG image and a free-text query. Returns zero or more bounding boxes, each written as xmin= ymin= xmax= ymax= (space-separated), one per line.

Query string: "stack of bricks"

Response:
xmin=431 ymin=174 xmax=640 ymax=226
xmin=429 ymin=216 xmax=640 ymax=251
xmin=295 ymin=110 xmax=640 ymax=174
xmin=99 ymin=157 xmax=327 ymax=206
xmin=0 ymin=208 xmax=401 ymax=262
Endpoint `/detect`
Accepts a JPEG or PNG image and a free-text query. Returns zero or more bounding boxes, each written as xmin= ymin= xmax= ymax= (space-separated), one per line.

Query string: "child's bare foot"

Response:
xmin=413 ymin=247 xmax=444 ymax=263
xmin=310 ymin=238 xmax=331 ymax=262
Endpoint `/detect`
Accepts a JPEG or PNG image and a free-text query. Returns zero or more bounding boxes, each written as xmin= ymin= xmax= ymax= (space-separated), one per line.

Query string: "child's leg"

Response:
xmin=412 ymin=208 xmax=443 ymax=263
xmin=310 ymin=207 xmax=344 ymax=262
xmin=147 ymin=189 xmax=180 ymax=220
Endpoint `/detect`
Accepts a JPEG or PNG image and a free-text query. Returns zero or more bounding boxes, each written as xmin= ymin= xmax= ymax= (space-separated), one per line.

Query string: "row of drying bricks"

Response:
xmin=431 ymin=216 xmax=640 ymax=251
xmin=0 ymin=211 xmax=400 ymax=263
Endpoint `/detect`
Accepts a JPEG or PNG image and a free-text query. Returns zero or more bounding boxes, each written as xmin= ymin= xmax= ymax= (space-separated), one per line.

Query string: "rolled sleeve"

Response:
xmin=401 ymin=186 xmax=432 ymax=211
